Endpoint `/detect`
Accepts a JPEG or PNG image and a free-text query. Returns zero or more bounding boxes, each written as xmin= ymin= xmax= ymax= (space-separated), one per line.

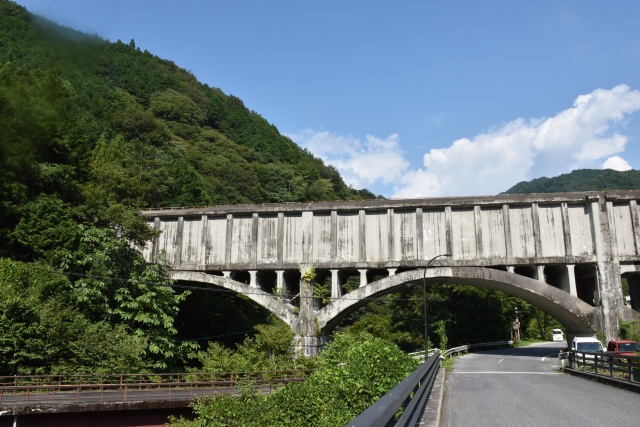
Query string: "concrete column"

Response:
xmin=174 ymin=217 xmax=184 ymax=265
xmin=151 ymin=217 xmax=161 ymax=262
xmin=276 ymin=270 xmax=285 ymax=299
xmin=561 ymin=203 xmax=573 ymax=256
xmin=251 ymin=213 xmax=259 ymax=265
xmin=416 ymin=208 xmax=424 ymax=261
xmin=388 ymin=208 xmax=395 ymax=261
xmin=249 ymin=270 xmax=258 ymax=288
xmin=331 ymin=269 xmax=341 ymax=299
xmin=359 ymin=209 xmax=366 ymax=262
xmin=537 ymin=265 xmax=545 ymax=282
xmin=358 ymin=269 xmax=368 ymax=288
xmin=277 ymin=213 xmax=284 ymax=263
xmin=388 ymin=268 xmax=397 ymax=276
xmin=502 ymin=205 xmax=513 ymax=259
xmin=531 ymin=203 xmax=543 ymax=257
xmin=293 ymin=265 xmax=321 ymax=357
xmin=630 ymin=200 xmax=640 ymax=256
xmin=506 ymin=266 xmax=515 ymax=273
xmin=225 ymin=214 xmax=233 ymax=264
xmin=222 ymin=271 xmax=231 ymax=278
xmin=474 ymin=205 xmax=483 ymax=259
xmin=198 ymin=215 xmax=208 ymax=265
xmin=590 ymin=196 xmax=625 ymax=341
xmin=445 ymin=206 xmax=453 ymax=255
xmin=566 ymin=264 xmax=578 ymax=297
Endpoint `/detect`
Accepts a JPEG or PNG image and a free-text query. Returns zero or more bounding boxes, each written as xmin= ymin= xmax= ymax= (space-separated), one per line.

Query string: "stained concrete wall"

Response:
xmin=141 ymin=191 xmax=640 ymax=271
xmin=140 ymin=191 xmax=640 ymax=346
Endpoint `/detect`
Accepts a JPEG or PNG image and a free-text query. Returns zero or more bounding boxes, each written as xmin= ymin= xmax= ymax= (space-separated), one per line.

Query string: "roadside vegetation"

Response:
xmin=171 ymin=329 xmax=418 ymax=427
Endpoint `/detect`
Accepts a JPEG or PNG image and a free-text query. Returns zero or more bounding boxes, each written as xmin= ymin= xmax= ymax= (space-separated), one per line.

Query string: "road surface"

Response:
xmin=441 ymin=342 xmax=640 ymax=426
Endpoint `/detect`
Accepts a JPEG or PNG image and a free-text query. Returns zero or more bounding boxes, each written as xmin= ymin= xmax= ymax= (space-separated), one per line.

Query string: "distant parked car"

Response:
xmin=606 ymin=340 xmax=640 ymax=356
xmin=551 ymin=329 xmax=564 ymax=342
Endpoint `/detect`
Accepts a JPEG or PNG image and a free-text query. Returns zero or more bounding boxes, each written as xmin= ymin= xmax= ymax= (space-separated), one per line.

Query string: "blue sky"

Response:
xmin=15 ymin=0 xmax=640 ymax=198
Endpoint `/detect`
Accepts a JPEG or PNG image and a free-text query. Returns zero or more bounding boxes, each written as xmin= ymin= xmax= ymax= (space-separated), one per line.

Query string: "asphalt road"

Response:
xmin=440 ymin=342 xmax=640 ymax=427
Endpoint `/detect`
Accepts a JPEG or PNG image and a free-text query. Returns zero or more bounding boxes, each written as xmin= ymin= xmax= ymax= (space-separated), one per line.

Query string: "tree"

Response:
xmin=172 ymin=332 xmax=418 ymax=427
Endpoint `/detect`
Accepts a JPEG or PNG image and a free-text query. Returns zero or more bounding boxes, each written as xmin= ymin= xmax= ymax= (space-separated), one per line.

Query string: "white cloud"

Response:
xmin=602 ymin=156 xmax=632 ymax=171
xmin=289 ymin=85 xmax=640 ymax=198
xmin=286 ymin=130 xmax=409 ymax=189
xmin=397 ymin=85 xmax=640 ymax=197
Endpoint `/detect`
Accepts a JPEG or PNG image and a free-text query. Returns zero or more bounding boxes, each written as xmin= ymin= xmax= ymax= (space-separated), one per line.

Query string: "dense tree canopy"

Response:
xmin=0 ymin=0 xmax=375 ymax=375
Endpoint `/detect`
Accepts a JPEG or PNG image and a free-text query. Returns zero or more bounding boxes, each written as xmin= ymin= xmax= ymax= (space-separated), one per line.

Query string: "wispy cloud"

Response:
xmin=289 ymin=85 xmax=640 ymax=198
xmin=285 ymin=130 xmax=409 ymax=189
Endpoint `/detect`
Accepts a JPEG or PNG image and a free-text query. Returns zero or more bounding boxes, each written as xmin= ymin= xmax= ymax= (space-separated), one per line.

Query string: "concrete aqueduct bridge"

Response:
xmin=141 ymin=190 xmax=640 ymax=355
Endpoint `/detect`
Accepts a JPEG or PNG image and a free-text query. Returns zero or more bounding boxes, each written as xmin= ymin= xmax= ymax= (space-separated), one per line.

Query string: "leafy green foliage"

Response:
xmin=338 ymin=285 xmax=522 ymax=352
xmin=0 ymin=258 xmax=148 ymax=375
xmin=620 ymin=320 xmax=640 ymax=342
xmin=196 ymin=316 xmax=313 ymax=373
xmin=172 ymin=332 xmax=418 ymax=427
xmin=0 ymin=0 xmax=379 ymax=376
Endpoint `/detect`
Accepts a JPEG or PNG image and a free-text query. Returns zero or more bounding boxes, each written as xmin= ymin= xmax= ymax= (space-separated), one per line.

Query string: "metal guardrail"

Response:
xmin=350 ymin=341 xmax=513 ymax=426
xmin=346 ymin=351 xmax=441 ymax=427
xmin=408 ymin=341 xmax=513 ymax=362
xmin=565 ymin=351 xmax=640 ymax=387
xmin=0 ymin=370 xmax=313 ymax=408
xmin=443 ymin=341 xmax=513 ymax=358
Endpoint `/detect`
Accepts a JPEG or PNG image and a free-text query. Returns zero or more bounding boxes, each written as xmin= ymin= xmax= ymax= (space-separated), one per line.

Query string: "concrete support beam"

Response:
xmin=536 ymin=265 xmax=545 ymax=282
xmin=248 ymin=270 xmax=257 ymax=288
xmin=561 ymin=203 xmax=573 ymax=256
xmin=222 ymin=271 xmax=231 ymax=278
xmin=358 ymin=269 xmax=368 ymax=288
xmin=330 ymin=269 xmax=340 ymax=299
xmin=276 ymin=270 xmax=285 ymax=298
xmin=566 ymin=264 xmax=577 ymax=297
xmin=631 ymin=200 xmax=640 ymax=256
xmin=388 ymin=268 xmax=397 ymax=276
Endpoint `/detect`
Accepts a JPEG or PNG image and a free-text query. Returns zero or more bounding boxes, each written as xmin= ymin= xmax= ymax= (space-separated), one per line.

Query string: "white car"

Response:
xmin=551 ymin=329 xmax=564 ymax=342
xmin=571 ymin=336 xmax=604 ymax=353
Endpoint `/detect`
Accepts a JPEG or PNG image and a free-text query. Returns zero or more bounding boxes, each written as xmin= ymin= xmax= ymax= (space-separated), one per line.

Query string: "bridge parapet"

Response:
xmin=140 ymin=191 xmax=640 ymax=270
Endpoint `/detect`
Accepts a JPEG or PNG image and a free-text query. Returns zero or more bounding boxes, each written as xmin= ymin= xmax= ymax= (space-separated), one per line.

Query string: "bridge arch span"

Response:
xmin=167 ymin=271 xmax=297 ymax=328
xmin=317 ymin=267 xmax=603 ymax=338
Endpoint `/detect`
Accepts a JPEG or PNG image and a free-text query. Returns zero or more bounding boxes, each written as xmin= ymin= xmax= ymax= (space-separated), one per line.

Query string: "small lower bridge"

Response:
xmin=0 ymin=371 xmax=310 ymax=427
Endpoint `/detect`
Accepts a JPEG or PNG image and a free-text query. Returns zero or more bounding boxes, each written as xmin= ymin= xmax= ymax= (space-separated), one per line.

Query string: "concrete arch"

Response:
xmin=317 ymin=267 xmax=604 ymax=338
xmin=168 ymin=271 xmax=297 ymax=327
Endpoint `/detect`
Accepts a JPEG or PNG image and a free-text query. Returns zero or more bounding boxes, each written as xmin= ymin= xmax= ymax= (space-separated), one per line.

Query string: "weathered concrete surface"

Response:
xmin=140 ymin=191 xmax=640 ymax=353
xmin=167 ymin=271 xmax=297 ymax=327
xmin=317 ymin=267 xmax=601 ymax=338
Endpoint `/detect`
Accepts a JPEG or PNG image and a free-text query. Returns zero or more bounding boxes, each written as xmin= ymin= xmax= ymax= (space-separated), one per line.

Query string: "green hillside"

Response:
xmin=0 ymin=0 xmax=375 ymax=375
xmin=503 ymin=169 xmax=640 ymax=194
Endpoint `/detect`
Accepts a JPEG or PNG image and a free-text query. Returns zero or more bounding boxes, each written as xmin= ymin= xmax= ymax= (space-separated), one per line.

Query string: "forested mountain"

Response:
xmin=0 ymin=0 xmax=373 ymax=375
xmin=503 ymin=169 xmax=640 ymax=194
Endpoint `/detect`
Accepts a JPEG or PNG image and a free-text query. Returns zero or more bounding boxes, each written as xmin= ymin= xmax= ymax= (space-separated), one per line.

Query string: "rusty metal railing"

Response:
xmin=0 ymin=369 xmax=313 ymax=408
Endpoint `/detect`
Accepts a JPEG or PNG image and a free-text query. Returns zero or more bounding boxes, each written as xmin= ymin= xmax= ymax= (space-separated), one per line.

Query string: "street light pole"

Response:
xmin=423 ymin=253 xmax=452 ymax=361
